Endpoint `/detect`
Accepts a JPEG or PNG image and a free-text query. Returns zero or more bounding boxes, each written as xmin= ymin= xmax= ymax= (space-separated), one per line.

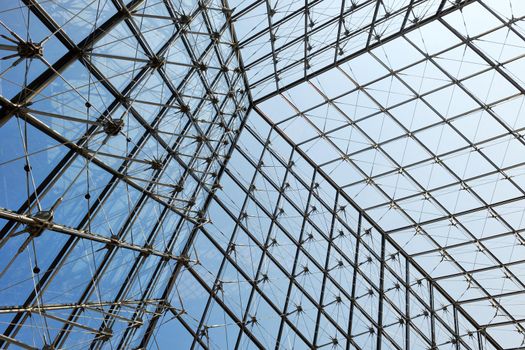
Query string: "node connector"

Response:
xmin=18 ymin=40 xmax=43 ymax=59
xmin=27 ymin=210 xmax=54 ymax=237
xmin=103 ymin=119 xmax=124 ymax=136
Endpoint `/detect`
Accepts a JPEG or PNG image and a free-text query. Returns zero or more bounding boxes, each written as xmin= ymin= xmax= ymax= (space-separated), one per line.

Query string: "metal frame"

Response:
xmin=1 ymin=0 xmax=524 ymax=349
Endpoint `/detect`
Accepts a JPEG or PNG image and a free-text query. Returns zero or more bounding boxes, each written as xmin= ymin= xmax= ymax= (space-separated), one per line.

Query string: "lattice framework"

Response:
xmin=1 ymin=0 xmax=525 ymax=349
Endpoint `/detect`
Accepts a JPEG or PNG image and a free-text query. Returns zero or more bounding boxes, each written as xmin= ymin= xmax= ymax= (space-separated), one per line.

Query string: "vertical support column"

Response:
xmin=376 ymin=226 xmax=386 ymax=349
xmin=346 ymin=213 xmax=362 ymax=350
xmin=274 ymin=168 xmax=317 ymax=349
xmin=312 ymin=191 xmax=339 ymax=347
xmin=405 ymin=259 xmax=410 ymax=350
xmin=430 ymin=283 xmax=436 ymax=348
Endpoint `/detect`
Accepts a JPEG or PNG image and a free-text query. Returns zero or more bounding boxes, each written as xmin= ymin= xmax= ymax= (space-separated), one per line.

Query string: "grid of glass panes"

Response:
xmin=232 ymin=0 xmax=473 ymax=98
xmin=0 ymin=0 xmax=249 ymax=348
xmin=255 ymin=1 xmax=525 ymax=348
xmin=151 ymin=110 xmax=499 ymax=350
xmin=1 ymin=0 xmax=525 ymax=349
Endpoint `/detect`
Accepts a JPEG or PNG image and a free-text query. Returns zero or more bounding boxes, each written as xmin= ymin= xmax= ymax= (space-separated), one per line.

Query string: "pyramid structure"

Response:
xmin=1 ymin=0 xmax=525 ymax=349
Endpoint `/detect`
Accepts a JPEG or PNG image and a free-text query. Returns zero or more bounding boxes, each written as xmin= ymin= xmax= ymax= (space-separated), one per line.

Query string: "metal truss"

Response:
xmin=0 ymin=0 xmax=249 ymax=348
xmin=2 ymin=0 xmax=525 ymax=349
xmin=233 ymin=0 xmax=474 ymax=98
xmin=244 ymin=0 xmax=525 ymax=348
xmin=160 ymin=111 xmax=498 ymax=350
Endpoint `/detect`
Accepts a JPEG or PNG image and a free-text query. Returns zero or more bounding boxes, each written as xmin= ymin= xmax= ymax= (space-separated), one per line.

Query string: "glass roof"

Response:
xmin=233 ymin=0 xmax=478 ymax=98
xmin=1 ymin=0 xmax=525 ymax=349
